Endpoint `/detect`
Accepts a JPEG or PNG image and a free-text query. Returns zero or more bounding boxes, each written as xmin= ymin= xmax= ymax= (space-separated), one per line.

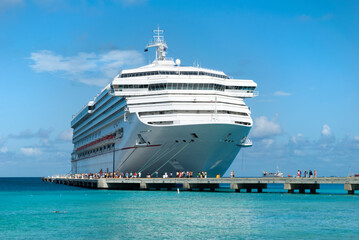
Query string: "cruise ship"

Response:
xmin=71 ymin=28 xmax=257 ymax=177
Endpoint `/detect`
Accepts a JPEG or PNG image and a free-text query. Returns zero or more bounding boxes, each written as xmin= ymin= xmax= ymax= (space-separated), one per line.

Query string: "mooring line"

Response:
xmin=140 ymin=142 xmax=182 ymax=173
xmin=137 ymin=142 xmax=173 ymax=173
xmin=151 ymin=142 xmax=191 ymax=176
xmin=116 ymin=148 xmax=137 ymax=172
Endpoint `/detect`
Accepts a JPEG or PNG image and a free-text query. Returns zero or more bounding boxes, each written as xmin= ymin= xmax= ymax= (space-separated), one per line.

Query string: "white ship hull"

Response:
xmin=73 ymin=113 xmax=250 ymax=177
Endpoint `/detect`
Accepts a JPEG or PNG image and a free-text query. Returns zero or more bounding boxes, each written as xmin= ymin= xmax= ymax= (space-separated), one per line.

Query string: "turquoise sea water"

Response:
xmin=1 ymin=178 xmax=359 ymax=239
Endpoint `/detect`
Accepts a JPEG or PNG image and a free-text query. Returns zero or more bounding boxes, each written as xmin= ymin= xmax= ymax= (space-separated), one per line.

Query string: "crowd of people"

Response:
xmin=71 ymin=169 xmax=320 ymax=179
xmin=296 ymin=169 xmax=317 ymax=178
xmin=72 ymin=170 xmax=212 ymax=179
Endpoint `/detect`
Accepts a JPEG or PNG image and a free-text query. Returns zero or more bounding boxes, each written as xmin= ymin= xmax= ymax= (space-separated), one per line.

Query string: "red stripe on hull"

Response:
xmin=74 ymin=144 xmax=162 ymax=161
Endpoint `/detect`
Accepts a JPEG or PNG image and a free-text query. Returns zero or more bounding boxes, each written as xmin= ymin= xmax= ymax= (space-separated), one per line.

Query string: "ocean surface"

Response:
xmin=1 ymin=178 xmax=359 ymax=239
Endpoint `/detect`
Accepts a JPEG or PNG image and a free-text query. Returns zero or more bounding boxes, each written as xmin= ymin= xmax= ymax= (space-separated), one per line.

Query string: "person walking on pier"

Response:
xmin=309 ymin=170 xmax=313 ymax=178
xmin=314 ymin=170 xmax=317 ymax=178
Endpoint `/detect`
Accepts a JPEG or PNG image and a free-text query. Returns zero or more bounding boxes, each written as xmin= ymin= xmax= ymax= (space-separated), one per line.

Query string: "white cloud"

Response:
xmin=0 ymin=147 xmax=8 ymax=153
xmin=9 ymin=128 xmax=51 ymax=139
xmin=290 ymin=133 xmax=303 ymax=145
xmin=99 ymin=50 xmax=144 ymax=77
xmin=251 ymin=116 xmax=282 ymax=139
xmin=0 ymin=133 xmax=6 ymax=153
xmin=20 ymin=147 xmax=42 ymax=156
xmin=321 ymin=124 xmax=332 ymax=136
xmin=59 ymin=129 xmax=73 ymax=141
xmin=29 ymin=49 xmax=144 ymax=86
xmin=239 ymin=127 xmax=359 ymax=177
xmin=0 ymin=0 xmax=24 ymax=11
xmin=274 ymin=91 xmax=292 ymax=96
xmin=261 ymin=139 xmax=274 ymax=148
xmin=29 ymin=51 xmax=96 ymax=73
xmin=318 ymin=126 xmax=335 ymax=150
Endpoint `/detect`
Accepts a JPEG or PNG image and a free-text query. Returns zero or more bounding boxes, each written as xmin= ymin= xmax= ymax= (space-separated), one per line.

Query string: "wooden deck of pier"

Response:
xmin=42 ymin=177 xmax=359 ymax=194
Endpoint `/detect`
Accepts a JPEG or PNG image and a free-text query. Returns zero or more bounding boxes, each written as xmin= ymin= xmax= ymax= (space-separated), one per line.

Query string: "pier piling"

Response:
xmin=284 ymin=183 xmax=319 ymax=194
xmin=230 ymin=183 xmax=267 ymax=193
xmin=344 ymin=183 xmax=359 ymax=195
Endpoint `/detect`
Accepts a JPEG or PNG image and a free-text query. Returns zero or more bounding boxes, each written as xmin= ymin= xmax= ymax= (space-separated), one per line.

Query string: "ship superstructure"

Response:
xmin=71 ymin=28 xmax=257 ymax=176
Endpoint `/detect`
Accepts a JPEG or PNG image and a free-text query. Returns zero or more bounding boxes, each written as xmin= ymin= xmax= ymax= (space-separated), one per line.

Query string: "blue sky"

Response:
xmin=0 ymin=0 xmax=358 ymax=177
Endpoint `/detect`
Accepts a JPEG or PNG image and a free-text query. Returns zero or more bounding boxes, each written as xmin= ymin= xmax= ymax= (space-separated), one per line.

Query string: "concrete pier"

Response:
xmin=284 ymin=183 xmax=320 ymax=194
xmin=42 ymin=177 xmax=359 ymax=194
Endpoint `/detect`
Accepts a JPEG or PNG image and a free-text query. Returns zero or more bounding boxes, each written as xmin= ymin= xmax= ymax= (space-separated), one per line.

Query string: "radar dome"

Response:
xmin=175 ymin=59 xmax=181 ymax=66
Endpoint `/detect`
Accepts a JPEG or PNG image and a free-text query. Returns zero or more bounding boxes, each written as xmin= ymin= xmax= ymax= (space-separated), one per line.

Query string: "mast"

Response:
xmin=144 ymin=26 xmax=168 ymax=61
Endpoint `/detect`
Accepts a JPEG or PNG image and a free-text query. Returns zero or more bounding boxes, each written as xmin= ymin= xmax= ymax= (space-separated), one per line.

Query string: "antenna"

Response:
xmin=153 ymin=25 xmax=164 ymax=43
xmin=145 ymin=26 xmax=168 ymax=61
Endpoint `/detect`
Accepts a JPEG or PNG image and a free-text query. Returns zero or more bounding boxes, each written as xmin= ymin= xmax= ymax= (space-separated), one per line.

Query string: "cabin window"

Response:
xmin=120 ymin=71 xmax=228 ymax=79
xmin=114 ymin=82 xmax=254 ymax=92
